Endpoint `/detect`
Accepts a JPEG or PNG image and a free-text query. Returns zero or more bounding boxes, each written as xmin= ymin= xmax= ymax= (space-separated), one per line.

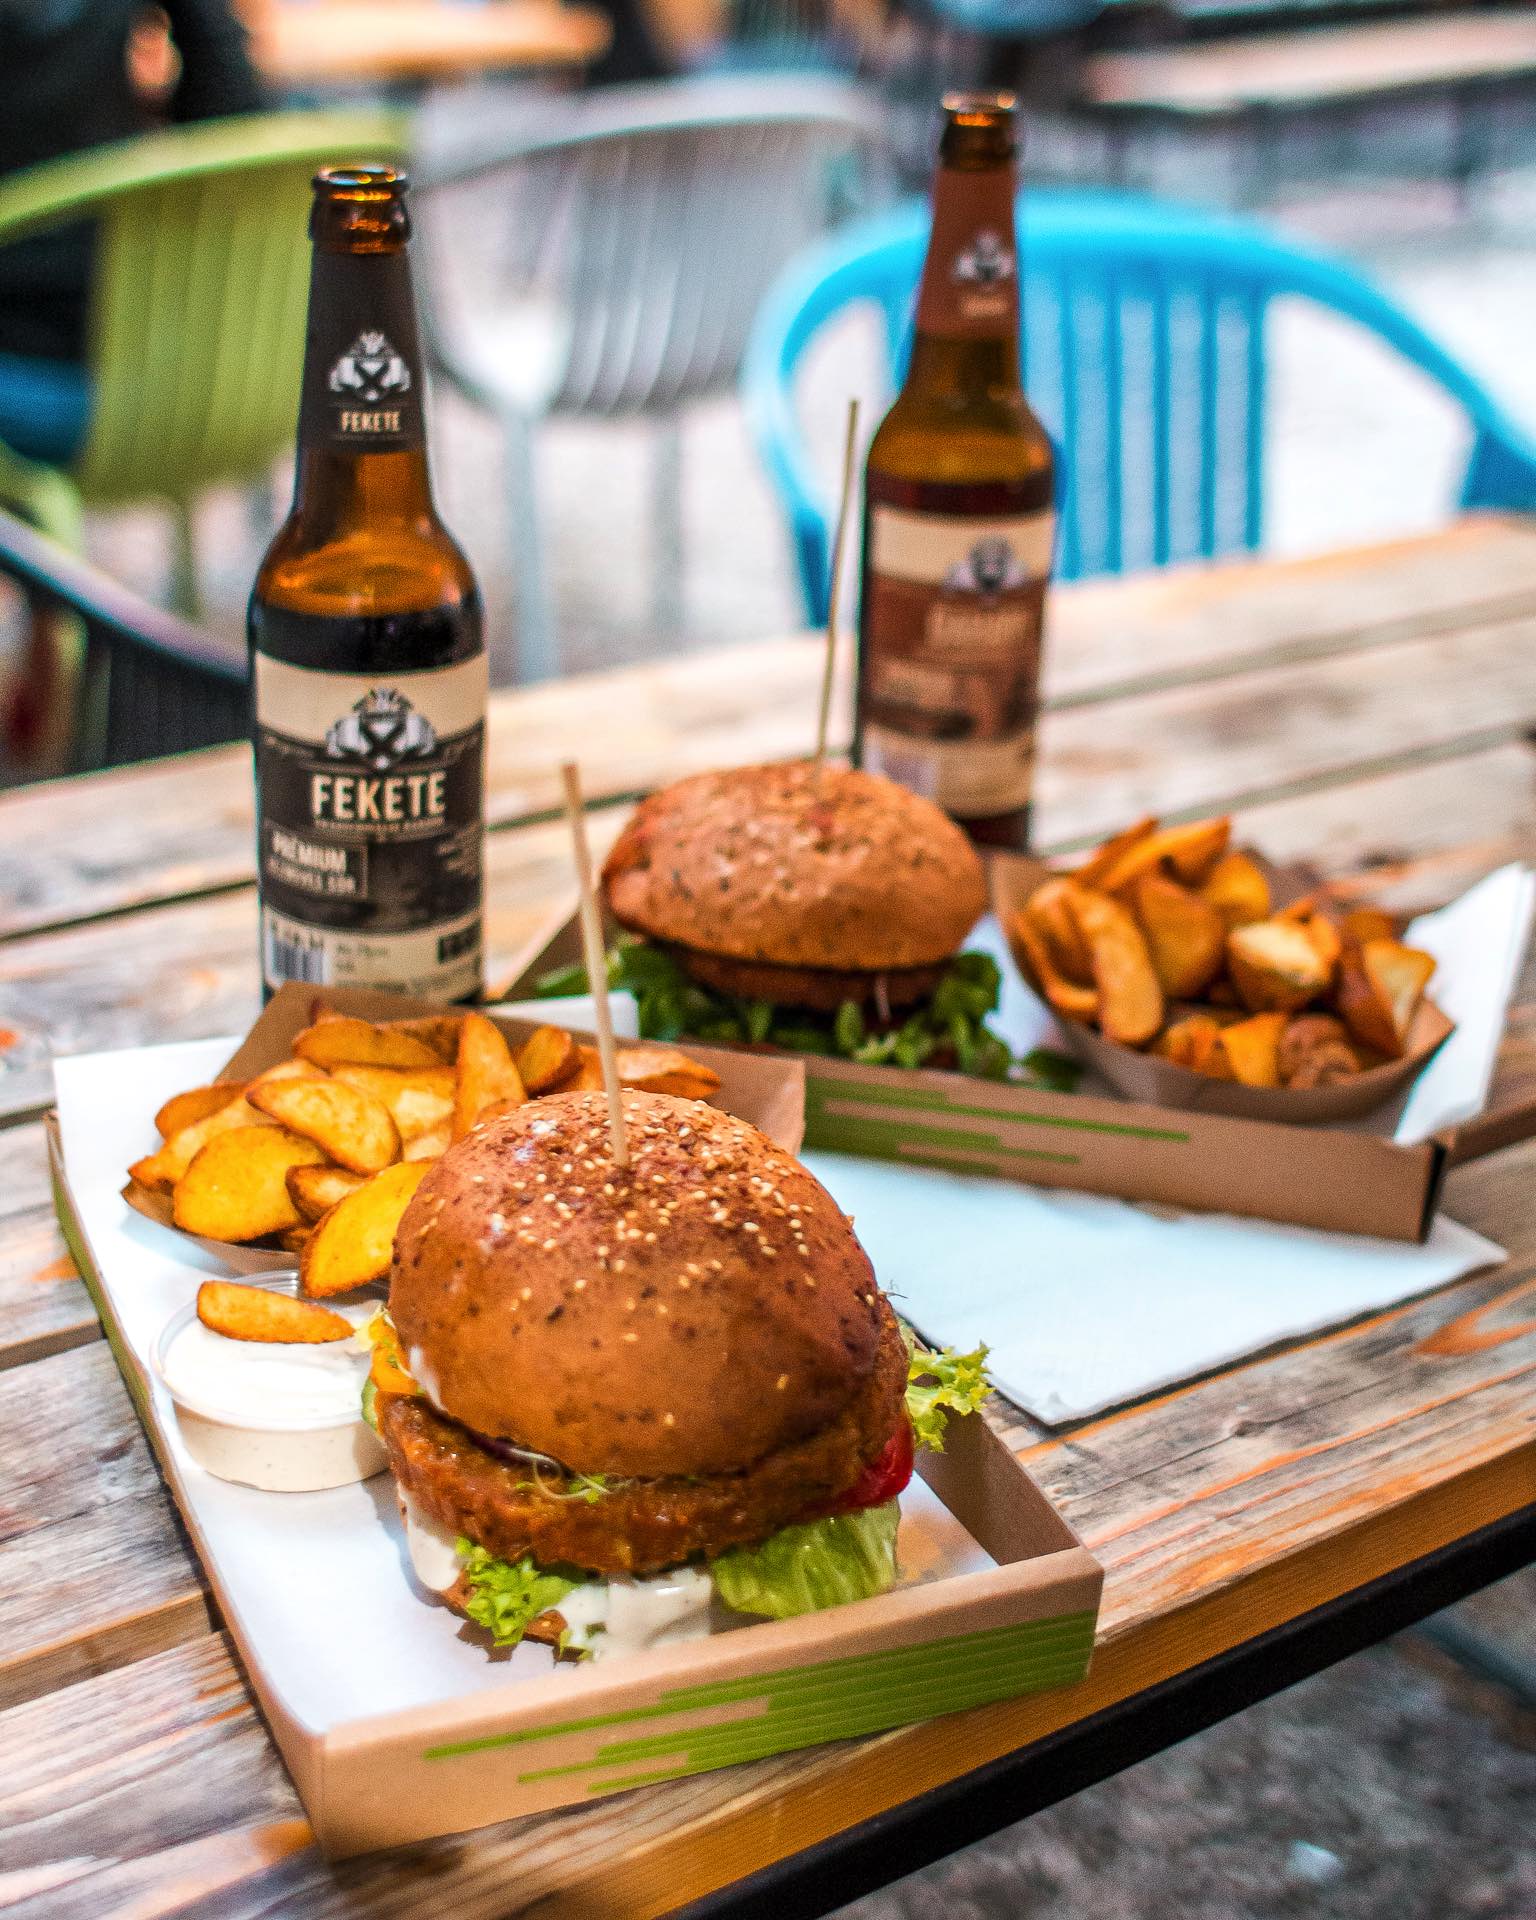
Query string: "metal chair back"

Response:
xmin=743 ymin=188 xmax=1536 ymax=620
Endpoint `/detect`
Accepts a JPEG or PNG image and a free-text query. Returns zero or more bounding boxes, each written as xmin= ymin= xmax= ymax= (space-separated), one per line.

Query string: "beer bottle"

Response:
xmin=857 ymin=94 xmax=1055 ymax=850
xmin=249 ymin=166 xmax=485 ymax=1000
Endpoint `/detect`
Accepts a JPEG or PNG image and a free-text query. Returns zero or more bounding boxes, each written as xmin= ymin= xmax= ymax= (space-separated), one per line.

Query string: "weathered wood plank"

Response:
xmin=0 ymin=1124 xmax=94 ymax=1372
xmin=1 ymin=1133 xmax=1533 ymax=1914
xmin=3 ymin=518 xmax=1532 ymax=943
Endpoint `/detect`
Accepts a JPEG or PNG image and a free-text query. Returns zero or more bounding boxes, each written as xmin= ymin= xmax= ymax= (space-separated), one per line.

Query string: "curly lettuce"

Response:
xmin=711 ymin=1501 xmax=901 ymax=1620
xmin=457 ymin=1542 xmax=581 ymax=1650
xmin=905 ymin=1334 xmax=992 ymax=1452
xmin=537 ymin=937 xmax=1078 ymax=1089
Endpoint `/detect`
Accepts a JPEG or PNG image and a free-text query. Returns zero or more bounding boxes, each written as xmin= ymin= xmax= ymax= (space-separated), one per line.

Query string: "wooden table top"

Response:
xmin=251 ymin=1 xmax=611 ymax=86
xmin=4 ymin=515 xmax=1536 ymax=1916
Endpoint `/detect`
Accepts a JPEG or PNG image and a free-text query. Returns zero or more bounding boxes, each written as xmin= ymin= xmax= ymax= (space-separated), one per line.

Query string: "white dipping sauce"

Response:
xmin=160 ymin=1308 xmax=372 ymax=1429
xmin=401 ymin=1494 xmax=462 ymax=1593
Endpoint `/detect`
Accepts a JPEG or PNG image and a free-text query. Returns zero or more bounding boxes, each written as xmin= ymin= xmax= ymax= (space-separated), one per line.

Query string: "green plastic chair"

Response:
xmin=0 ymin=109 xmax=410 ymax=770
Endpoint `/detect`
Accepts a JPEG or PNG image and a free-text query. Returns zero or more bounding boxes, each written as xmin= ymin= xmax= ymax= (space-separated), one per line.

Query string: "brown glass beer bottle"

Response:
xmin=249 ymin=166 xmax=485 ymax=1000
xmin=857 ymin=94 xmax=1055 ymax=850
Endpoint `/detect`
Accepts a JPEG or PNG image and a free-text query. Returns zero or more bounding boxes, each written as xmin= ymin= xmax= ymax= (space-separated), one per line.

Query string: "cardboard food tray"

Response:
xmin=122 ymin=983 xmax=807 ymax=1273
xmin=993 ymin=852 xmax=1453 ymax=1125
xmin=51 ymin=1018 xmax=1103 ymax=1856
xmin=508 ymin=903 xmax=1459 ymax=1244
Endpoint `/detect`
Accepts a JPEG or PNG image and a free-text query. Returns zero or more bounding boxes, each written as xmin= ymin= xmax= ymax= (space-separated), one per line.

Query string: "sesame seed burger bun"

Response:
xmin=388 ymin=1090 xmax=887 ymax=1480
xmin=601 ymin=762 xmax=987 ymax=981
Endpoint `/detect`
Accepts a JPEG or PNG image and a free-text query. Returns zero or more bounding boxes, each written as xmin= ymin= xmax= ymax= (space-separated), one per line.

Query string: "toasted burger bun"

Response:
xmin=602 ymin=762 xmax=987 ymax=984
xmin=389 ymin=1090 xmax=887 ymax=1480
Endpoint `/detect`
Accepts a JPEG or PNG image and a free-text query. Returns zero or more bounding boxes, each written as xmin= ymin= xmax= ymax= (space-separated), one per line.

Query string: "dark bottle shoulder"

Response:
xmin=248 ymin=590 xmax=484 ymax=674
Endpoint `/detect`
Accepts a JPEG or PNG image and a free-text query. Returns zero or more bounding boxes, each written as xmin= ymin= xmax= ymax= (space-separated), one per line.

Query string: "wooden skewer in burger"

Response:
xmin=365 ymin=764 xmax=989 ymax=1661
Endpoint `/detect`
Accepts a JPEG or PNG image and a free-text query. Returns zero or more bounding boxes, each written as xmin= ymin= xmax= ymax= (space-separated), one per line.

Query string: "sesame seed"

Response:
xmin=775 ymin=1374 xmax=789 ymax=1390
xmin=622 ymin=1331 xmax=638 ymax=1343
xmin=662 ymin=1412 xmax=676 ymax=1427
xmin=573 ymin=1277 xmax=586 ymax=1291
xmin=521 ymin=1286 xmax=533 ymax=1300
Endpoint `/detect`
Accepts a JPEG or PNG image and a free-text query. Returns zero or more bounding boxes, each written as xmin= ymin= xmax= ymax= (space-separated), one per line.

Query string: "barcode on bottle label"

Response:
xmin=263 ymin=913 xmax=332 ymax=987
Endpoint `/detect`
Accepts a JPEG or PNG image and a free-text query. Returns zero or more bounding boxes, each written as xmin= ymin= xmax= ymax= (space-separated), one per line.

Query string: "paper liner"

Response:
xmin=992 ymin=852 xmax=1453 ymax=1127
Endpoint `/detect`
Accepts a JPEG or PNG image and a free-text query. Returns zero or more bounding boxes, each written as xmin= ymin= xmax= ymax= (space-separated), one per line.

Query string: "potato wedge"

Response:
xmin=130 ymin=1094 xmax=277 ymax=1193
xmin=1202 ymin=852 xmax=1272 ymax=931
xmin=286 ymin=1162 xmax=367 ymax=1222
xmin=172 ymin=1127 xmax=325 ymax=1241
xmin=1095 ymin=817 xmax=1232 ymax=894
xmin=332 ymin=1064 xmax=455 ymax=1140
xmin=1010 ymin=911 xmax=1099 ymax=1022
xmin=197 ymin=1280 xmax=351 ymax=1343
xmin=382 ymin=1013 xmax=464 ymax=1062
xmin=1131 ymin=873 xmax=1227 ymax=999
xmin=1340 ymin=906 xmax=1400 ymax=948
xmin=515 ymin=1024 xmax=582 ymax=1096
xmin=154 ymin=1082 xmax=246 ymax=1140
xmin=1211 ymin=1011 xmax=1287 ymax=1088
xmin=402 ymin=1123 xmax=451 ymax=1161
xmin=1226 ymin=919 xmax=1332 ymax=1013
xmin=615 ymin=1046 xmax=723 ymax=1100
xmin=292 ymin=1016 xmax=442 ymax=1071
xmin=560 ymin=1046 xmax=608 ymax=1093
xmin=1022 ymin=878 xmax=1094 ymax=983
xmin=1073 ymin=816 xmax=1158 ymax=891
xmin=454 ymin=1011 xmax=527 ymax=1139
xmin=248 ymin=1075 xmax=399 ymax=1174
xmin=1278 ymin=1013 xmax=1360 ymax=1088
xmin=1062 ymin=884 xmax=1164 ymax=1046
xmin=1299 ymin=911 xmax=1343 ymax=980
xmin=1334 ymin=939 xmax=1436 ymax=1058
xmin=300 ymin=1161 xmax=432 ymax=1297
xmin=248 ymin=1057 xmax=329 ymax=1089
xmin=1153 ymin=1013 xmax=1227 ymax=1075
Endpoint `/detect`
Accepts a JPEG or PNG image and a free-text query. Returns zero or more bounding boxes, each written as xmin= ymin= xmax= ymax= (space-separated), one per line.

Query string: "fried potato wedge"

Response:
xmin=332 ymin=1063 xmax=455 ymax=1140
xmin=615 ymin=1046 xmax=723 ymax=1100
xmin=1340 ymin=906 xmax=1400 ymax=948
xmin=300 ymin=1161 xmax=432 ymax=1298
xmin=1062 ymin=884 xmax=1164 ymax=1046
xmin=248 ymin=1075 xmax=400 ymax=1174
xmin=286 ymin=1162 xmax=367 ymax=1222
xmin=1334 ymin=939 xmax=1436 ymax=1058
xmin=172 ymin=1127 xmax=325 ymax=1240
xmin=1278 ymin=1013 xmax=1360 ymax=1089
xmin=154 ymin=1082 xmax=246 ymax=1140
xmin=1131 ymin=873 xmax=1227 ymax=999
xmin=197 ymin=1280 xmax=350 ymax=1344
xmin=1226 ymin=919 xmax=1332 ymax=1013
xmin=454 ymin=1011 xmax=527 ymax=1139
xmin=1211 ymin=1011 xmax=1287 ymax=1088
xmin=515 ymin=1024 xmax=582 ymax=1096
xmin=1010 ymin=910 xmax=1099 ymax=1021
xmin=1201 ymin=852 xmax=1272 ymax=931
xmin=402 ymin=1123 xmax=451 ymax=1161
xmin=1096 ymin=817 xmax=1232 ymax=894
xmin=1023 ymin=878 xmax=1094 ymax=983
xmin=381 ymin=1014 xmax=464 ymax=1062
xmin=1153 ymin=1013 xmax=1228 ymax=1075
xmin=556 ymin=1045 xmax=607 ymax=1093
xmin=248 ymin=1058 xmax=329 ymax=1089
xmin=1299 ymin=911 xmax=1343 ymax=979
xmin=292 ymin=1016 xmax=442 ymax=1071
xmin=1073 ymin=816 xmax=1158 ymax=891
xmin=130 ymin=1094 xmax=277 ymax=1193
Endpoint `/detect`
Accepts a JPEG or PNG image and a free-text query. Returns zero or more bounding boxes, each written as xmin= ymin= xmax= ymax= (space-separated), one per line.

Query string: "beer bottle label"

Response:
xmin=253 ymin=653 xmax=487 ymax=998
xmin=298 ymin=252 xmax=425 ymax=452
xmin=914 ymin=167 xmax=1018 ymax=341
xmin=861 ymin=501 xmax=1054 ymax=817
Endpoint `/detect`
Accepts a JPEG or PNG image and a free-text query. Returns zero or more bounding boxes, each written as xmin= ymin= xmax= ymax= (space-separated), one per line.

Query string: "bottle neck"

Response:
xmin=908 ymin=159 xmax=1021 ymax=396
xmin=290 ymin=243 xmax=436 ymax=528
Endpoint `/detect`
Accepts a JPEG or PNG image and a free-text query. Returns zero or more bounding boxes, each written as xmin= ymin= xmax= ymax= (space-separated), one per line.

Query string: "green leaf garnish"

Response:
xmin=456 ymin=1542 xmax=581 ymax=1649
xmin=903 ymin=1333 xmax=992 ymax=1451
xmin=711 ymin=1501 xmax=901 ymax=1620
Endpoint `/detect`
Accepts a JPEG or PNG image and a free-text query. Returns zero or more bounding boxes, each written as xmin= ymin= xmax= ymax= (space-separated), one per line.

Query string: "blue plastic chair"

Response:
xmin=743 ymin=188 xmax=1536 ymax=622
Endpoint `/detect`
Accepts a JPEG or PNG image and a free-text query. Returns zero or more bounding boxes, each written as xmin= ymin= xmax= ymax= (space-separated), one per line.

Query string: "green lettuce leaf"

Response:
xmin=711 ymin=1501 xmax=901 ymax=1620
xmin=905 ymin=1337 xmax=992 ymax=1451
xmin=457 ymin=1542 xmax=581 ymax=1650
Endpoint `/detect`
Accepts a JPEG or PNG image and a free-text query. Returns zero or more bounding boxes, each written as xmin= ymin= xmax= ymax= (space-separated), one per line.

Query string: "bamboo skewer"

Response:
xmin=814 ymin=397 xmax=861 ymax=769
xmin=560 ymin=761 xmax=629 ymax=1168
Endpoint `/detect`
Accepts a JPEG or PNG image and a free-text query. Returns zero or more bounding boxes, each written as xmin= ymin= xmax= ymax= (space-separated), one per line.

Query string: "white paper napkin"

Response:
xmin=803 ymin=1150 xmax=1503 ymax=1427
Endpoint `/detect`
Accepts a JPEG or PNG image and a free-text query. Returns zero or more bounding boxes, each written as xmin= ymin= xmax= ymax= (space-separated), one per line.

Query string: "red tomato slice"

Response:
xmin=821 ymin=1416 xmax=915 ymax=1517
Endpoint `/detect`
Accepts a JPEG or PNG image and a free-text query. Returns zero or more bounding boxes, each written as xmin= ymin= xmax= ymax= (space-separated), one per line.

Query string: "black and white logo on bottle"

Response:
xmin=944 ymin=535 xmax=1030 ymax=595
xmin=323 ymin=686 xmax=437 ymax=771
xmin=327 ymin=330 xmax=412 ymax=404
xmin=952 ymin=231 xmax=1014 ymax=287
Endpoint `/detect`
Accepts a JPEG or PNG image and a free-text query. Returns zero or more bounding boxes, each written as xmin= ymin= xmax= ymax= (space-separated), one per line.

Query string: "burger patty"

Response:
xmin=676 ymin=944 xmax=947 ymax=1015
xmin=379 ymin=1302 xmax=909 ymax=1576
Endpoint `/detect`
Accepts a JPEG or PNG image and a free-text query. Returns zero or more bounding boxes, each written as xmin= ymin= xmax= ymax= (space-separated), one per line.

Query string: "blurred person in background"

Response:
xmin=0 ymin=0 xmax=267 ymax=456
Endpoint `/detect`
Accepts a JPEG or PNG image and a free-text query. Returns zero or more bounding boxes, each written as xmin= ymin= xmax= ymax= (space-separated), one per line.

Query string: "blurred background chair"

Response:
xmin=414 ymin=73 xmax=891 ymax=682
xmin=0 ymin=107 xmax=410 ymax=770
xmin=743 ymin=187 xmax=1536 ymax=623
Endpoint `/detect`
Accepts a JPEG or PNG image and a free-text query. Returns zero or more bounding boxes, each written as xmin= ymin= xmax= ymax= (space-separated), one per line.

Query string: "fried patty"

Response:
xmin=379 ymin=1302 xmax=909 ymax=1576
xmin=676 ymin=943 xmax=947 ymax=1014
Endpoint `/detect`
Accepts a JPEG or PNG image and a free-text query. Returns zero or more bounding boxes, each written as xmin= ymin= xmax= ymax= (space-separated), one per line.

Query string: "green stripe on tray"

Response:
xmin=807 ymin=1077 xmax=1189 ymax=1145
xmin=806 ymin=1109 xmax=1081 ymax=1168
xmin=424 ymin=1612 xmax=1097 ymax=1767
